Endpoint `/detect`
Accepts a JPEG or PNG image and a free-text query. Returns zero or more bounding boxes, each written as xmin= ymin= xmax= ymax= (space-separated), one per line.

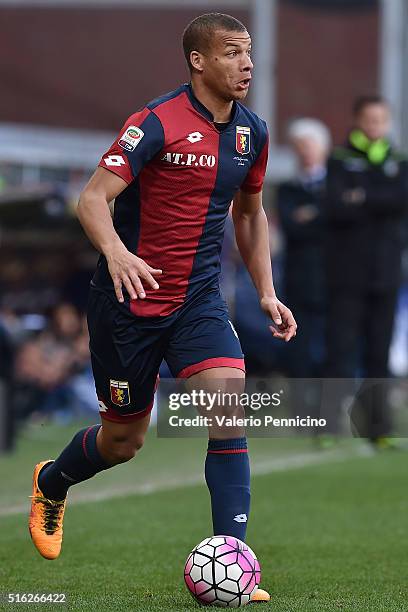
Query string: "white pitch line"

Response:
xmin=0 ymin=447 xmax=370 ymax=518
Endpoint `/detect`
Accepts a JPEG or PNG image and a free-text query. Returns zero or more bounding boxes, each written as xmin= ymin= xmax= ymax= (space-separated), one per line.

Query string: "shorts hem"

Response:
xmin=176 ymin=357 xmax=245 ymax=379
xmin=98 ymin=398 xmax=154 ymax=423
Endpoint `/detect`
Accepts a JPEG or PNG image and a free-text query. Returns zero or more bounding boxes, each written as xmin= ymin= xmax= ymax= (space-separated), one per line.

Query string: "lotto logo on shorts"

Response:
xmin=110 ymin=380 xmax=131 ymax=406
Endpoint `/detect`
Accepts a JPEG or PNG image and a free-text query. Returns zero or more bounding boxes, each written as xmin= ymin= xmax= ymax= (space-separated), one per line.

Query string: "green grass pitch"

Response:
xmin=0 ymin=421 xmax=407 ymax=611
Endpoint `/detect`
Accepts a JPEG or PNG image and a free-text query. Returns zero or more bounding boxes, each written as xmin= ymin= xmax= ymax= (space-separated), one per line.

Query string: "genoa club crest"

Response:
xmin=236 ymin=126 xmax=251 ymax=155
xmin=110 ymin=379 xmax=130 ymax=406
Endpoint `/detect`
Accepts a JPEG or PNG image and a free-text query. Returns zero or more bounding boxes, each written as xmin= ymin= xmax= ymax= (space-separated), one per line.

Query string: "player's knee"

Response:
xmin=220 ymin=403 xmax=245 ymax=419
xmin=209 ymin=404 xmax=246 ymax=439
xmin=109 ymin=443 xmax=137 ymax=464
xmin=107 ymin=436 xmax=145 ymax=464
xmin=132 ymin=434 xmax=145 ymax=453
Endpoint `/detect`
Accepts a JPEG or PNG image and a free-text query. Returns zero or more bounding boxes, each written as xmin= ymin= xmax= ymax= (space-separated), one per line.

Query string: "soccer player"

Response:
xmin=29 ymin=13 xmax=296 ymax=601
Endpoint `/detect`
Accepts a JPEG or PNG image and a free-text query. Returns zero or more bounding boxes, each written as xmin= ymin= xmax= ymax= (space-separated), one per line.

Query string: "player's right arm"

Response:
xmin=77 ymin=108 xmax=165 ymax=302
xmin=77 ymin=167 xmax=162 ymax=303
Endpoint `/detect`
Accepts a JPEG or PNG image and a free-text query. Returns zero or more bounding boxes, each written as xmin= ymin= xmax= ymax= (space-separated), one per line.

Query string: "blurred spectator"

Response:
xmin=277 ymin=118 xmax=331 ymax=379
xmin=49 ymin=302 xmax=82 ymax=342
xmin=325 ymin=95 xmax=408 ymax=445
xmin=67 ymin=314 xmax=99 ymax=417
xmin=13 ymin=302 xmax=97 ymax=423
xmin=0 ymin=318 xmax=13 ymax=381
xmin=0 ymin=318 xmax=14 ymax=452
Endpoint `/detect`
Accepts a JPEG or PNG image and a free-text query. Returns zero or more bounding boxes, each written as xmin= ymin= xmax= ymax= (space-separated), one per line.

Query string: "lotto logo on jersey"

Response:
xmin=161 ymin=152 xmax=216 ymax=168
xmin=236 ymin=126 xmax=251 ymax=155
xmin=104 ymin=155 xmax=126 ymax=167
xmin=118 ymin=125 xmax=144 ymax=151
xmin=110 ymin=379 xmax=131 ymax=406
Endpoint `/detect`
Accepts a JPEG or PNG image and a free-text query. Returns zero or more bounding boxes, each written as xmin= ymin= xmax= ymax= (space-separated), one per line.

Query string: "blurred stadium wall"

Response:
xmin=2 ymin=0 xmax=406 ymax=182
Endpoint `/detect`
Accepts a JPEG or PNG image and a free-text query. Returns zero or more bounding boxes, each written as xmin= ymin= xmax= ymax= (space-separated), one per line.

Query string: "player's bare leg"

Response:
xmin=29 ymin=413 xmax=151 ymax=560
xmin=97 ymin=413 xmax=151 ymax=464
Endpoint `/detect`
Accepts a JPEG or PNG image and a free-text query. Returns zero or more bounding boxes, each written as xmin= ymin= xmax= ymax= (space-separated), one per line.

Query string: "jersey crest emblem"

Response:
xmin=110 ymin=379 xmax=131 ymax=406
xmin=236 ymin=126 xmax=251 ymax=155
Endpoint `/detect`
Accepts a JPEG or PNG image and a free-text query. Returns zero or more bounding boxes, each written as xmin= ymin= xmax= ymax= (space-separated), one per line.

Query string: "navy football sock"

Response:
xmin=38 ymin=425 xmax=110 ymax=501
xmin=205 ymin=437 xmax=250 ymax=541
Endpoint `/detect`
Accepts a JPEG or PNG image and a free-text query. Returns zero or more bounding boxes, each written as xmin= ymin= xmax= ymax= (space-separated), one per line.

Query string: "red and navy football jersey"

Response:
xmin=93 ymin=83 xmax=269 ymax=317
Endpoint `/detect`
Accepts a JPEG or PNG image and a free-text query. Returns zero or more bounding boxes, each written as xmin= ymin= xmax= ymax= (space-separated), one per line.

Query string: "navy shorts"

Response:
xmin=87 ymin=287 xmax=245 ymax=423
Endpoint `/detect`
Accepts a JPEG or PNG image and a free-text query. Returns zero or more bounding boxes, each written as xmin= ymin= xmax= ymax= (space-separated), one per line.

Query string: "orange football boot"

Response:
xmin=28 ymin=460 xmax=67 ymax=560
xmin=250 ymin=587 xmax=271 ymax=603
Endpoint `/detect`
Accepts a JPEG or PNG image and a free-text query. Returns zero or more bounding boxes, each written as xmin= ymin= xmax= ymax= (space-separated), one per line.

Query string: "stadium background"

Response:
xmin=0 ymin=1 xmax=408 ymax=611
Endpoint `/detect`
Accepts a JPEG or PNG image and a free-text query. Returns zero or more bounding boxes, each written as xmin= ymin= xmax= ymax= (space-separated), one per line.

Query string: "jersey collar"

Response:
xmin=185 ymin=82 xmax=238 ymax=125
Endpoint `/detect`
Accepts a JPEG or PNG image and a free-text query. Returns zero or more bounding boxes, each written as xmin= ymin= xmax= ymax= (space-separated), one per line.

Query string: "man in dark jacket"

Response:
xmin=277 ymin=119 xmax=331 ymax=433
xmin=278 ymin=118 xmax=331 ymax=378
xmin=325 ymin=95 xmax=408 ymax=445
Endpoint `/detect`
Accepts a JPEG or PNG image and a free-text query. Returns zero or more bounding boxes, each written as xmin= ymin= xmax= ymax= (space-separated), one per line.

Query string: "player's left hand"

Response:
xmin=260 ymin=296 xmax=297 ymax=342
